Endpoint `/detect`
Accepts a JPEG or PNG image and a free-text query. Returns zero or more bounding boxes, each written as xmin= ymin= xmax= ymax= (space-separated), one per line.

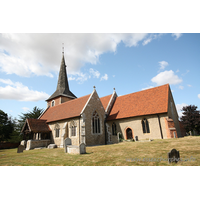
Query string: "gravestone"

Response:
xmin=168 ymin=149 xmax=180 ymax=163
xmin=135 ymin=136 xmax=138 ymax=141
xmin=79 ymin=143 xmax=86 ymax=154
xmin=48 ymin=144 xmax=57 ymax=149
xmin=20 ymin=140 xmax=26 ymax=147
xmin=17 ymin=145 xmax=25 ymax=153
xmin=64 ymin=138 xmax=72 ymax=153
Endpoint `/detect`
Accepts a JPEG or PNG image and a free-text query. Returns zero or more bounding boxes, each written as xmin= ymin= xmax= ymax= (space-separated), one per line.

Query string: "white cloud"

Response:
xmin=142 ymin=34 xmax=163 ymax=46
xmin=179 ymin=85 xmax=184 ymax=90
xmin=176 ymin=103 xmax=188 ymax=118
xmin=22 ymin=107 xmax=30 ymax=112
xmin=89 ymin=68 xmax=100 ymax=78
xmin=0 ymin=79 xmax=49 ymax=101
xmin=198 ymin=94 xmax=200 ymax=99
xmin=159 ymin=61 xmax=168 ymax=70
xmin=0 ymin=33 xmax=157 ymax=77
xmin=151 ymin=70 xmax=182 ymax=85
xmin=101 ymin=74 xmax=108 ymax=81
xmin=142 ymin=86 xmax=154 ymax=90
xmin=187 ymin=84 xmax=192 ymax=87
xmin=172 ymin=33 xmax=183 ymax=40
xmin=68 ymin=76 xmax=76 ymax=81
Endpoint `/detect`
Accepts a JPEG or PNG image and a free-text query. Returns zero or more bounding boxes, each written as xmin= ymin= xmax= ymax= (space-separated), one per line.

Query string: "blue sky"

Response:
xmin=0 ymin=33 xmax=199 ymax=119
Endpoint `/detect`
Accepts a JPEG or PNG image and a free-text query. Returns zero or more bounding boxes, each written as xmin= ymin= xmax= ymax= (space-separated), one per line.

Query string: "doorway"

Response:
xmin=126 ymin=128 xmax=133 ymax=139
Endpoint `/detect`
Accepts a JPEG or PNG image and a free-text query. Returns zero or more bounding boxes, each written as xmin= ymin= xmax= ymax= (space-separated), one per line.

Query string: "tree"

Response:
xmin=0 ymin=110 xmax=13 ymax=142
xmin=180 ymin=105 xmax=200 ymax=135
xmin=18 ymin=106 xmax=44 ymax=131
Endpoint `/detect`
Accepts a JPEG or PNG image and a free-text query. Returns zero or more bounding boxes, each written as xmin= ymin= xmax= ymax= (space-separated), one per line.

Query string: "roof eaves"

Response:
xmin=105 ymin=91 xmax=117 ymax=114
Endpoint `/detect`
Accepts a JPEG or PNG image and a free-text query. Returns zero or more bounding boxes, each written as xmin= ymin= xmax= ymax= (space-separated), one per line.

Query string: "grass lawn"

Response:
xmin=0 ymin=136 xmax=200 ymax=166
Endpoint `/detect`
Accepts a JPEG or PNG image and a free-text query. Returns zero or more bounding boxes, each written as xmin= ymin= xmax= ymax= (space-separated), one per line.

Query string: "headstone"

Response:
xmin=17 ymin=145 xmax=25 ymax=153
xmin=20 ymin=140 xmax=26 ymax=147
xmin=64 ymin=138 xmax=72 ymax=153
xmin=168 ymin=149 xmax=180 ymax=163
xmin=135 ymin=136 xmax=138 ymax=141
xmin=79 ymin=143 xmax=86 ymax=154
xmin=48 ymin=144 xmax=57 ymax=149
xmin=64 ymin=138 xmax=71 ymax=146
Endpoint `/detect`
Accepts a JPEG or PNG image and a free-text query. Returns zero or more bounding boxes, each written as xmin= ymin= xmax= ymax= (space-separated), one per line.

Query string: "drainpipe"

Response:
xmin=157 ymin=114 xmax=163 ymax=139
xmin=104 ymin=114 xmax=107 ymax=145
xmin=79 ymin=117 xmax=80 ymax=145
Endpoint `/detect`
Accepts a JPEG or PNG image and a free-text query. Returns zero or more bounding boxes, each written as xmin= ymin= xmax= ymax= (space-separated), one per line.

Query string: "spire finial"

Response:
xmin=62 ymin=43 xmax=64 ymax=54
xmin=113 ymin=87 xmax=115 ymax=91
xmin=93 ymin=86 xmax=96 ymax=90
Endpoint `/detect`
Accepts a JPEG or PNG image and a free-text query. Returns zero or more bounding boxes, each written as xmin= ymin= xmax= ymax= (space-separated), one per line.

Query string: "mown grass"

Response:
xmin=0 ymin=136 xmax=200 ymax=166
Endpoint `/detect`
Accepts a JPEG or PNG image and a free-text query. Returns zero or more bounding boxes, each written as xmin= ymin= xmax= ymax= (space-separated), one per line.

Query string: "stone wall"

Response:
xmin=0 ymin=142 xmax=20 ymax=149
xmin=48 ymin=117 xmax=80 ymax=147
xmin=26 ymin=139 xmax=50 ymax=150
xmin=82 ymin=90 xmax=106 ymax=146
xmin=106 ymin=113 xmax=169 ymax=141
xmin=167 ymin=88 xmax=181 ymax=137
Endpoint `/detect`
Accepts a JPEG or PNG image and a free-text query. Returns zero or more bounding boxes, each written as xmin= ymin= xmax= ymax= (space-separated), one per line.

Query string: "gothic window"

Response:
xmin=92 ymin=111 xmax=100 ymax=134
xmin=52 ymin=100 xmax=55 ymax=107
xmin=112 ymin=122 xmax=117 ymax=135
xmin=55 ymin=124 xmax=60 ymax=137
xmin=70 ymin=120 xmax=77 ymax=137
xmin=142 ymin=118 xmax=150 ymax=133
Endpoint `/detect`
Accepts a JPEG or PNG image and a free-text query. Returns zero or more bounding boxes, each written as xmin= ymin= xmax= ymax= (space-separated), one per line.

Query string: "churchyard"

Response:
xmin=0 ymin=136 xmax=200 ymax=166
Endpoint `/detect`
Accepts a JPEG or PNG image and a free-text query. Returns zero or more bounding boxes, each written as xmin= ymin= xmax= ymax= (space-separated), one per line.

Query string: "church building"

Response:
xmin=21 ymin=52 xmax=182 ymax=149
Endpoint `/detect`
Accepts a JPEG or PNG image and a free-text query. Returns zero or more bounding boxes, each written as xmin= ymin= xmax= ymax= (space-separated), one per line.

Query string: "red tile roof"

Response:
xmin=40 ymin=94 xmax=91 ymax=123
xmin=25 ymin=118 xmax=51 ymax=133
xmin=100 ymin=94 xmax=112 ymax=110
xmin=107 ymin=84 xmax=169 ymax=121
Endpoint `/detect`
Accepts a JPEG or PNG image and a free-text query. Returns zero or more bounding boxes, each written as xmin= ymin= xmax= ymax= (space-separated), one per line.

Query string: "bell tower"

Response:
xmin=46 ymin=48 xmax=77 ymax=107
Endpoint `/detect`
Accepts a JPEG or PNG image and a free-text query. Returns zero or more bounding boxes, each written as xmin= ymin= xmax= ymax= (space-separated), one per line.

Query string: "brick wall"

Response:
xmin=0 ymin=142 xmax=20 ymax=149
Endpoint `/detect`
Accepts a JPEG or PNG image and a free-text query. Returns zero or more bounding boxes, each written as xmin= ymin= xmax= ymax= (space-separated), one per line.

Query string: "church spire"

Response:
xmin=47 ymin=51 xmax=77 ymax=102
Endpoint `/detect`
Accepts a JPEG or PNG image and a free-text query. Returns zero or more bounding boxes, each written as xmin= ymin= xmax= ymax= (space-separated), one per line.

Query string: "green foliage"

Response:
xmin=18 ymin=106 xmax=44 ymax=131
xmin=180 ymin=105 xmax=200 ymax=134
xmin=0 ymin=110 xmax=13 ymax=142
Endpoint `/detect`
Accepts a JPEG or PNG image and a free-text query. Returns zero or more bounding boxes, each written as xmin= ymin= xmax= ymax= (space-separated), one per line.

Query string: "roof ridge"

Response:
xmin=116 ymin=84 xmax=169 ymax=99
xmin=49 ymin=93 xmax=91 ymax=108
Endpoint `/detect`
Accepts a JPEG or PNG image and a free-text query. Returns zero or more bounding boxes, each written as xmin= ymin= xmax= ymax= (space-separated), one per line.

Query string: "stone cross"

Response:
xmin=17 ymin=145 xmax=25 ymax=153
xmin=168 ymin=149 xmax=180 ymax=163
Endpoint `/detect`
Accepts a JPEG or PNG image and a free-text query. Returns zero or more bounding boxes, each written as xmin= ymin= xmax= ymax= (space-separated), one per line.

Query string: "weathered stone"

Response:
xmin=79 ymin=143 xmax=86 ymax=154
xmin=168 ymin=149 xmax=180 ymax=163
xmin=64 ymin=138 xmax=71 ymax=146
xmin=20 ymin=140 xmax=26 ymax=147
xmin=17 ymin=145 xmax=25 ymax=153
xmin=48 ymin=144 xmax=57 ymax=149
xmin=26 ymin=139 xmax=50 ymax=150
xmin=135 ymin=136 xmax=138 ymax=141
xmin=67 ymin=145 xmax=79 ymax=154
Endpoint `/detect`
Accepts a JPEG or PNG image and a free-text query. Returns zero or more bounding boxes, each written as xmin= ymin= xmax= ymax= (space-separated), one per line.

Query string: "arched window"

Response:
xmin=142 ymin=118 xmax=150 ymax=133
xmin=70 ymin=120 xmax=77 ymax=137
xmin=55 ymin=124 xmax=60 ymax=137
xmin=112 ymin=122 xmax=117 ymax=135
xmin=52 ymin=100 xmax=55 ymax=107
xmin=92 ymin=111 xmax=100 ymax=134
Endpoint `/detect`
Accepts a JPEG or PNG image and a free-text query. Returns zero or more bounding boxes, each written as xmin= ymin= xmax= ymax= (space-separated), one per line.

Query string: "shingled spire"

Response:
xmin=47 ymin=53 xmax=77 ymax=102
